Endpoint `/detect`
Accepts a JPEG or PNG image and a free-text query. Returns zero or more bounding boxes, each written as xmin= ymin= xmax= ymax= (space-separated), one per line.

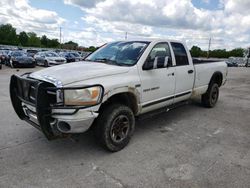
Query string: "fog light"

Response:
xmin=57 ymin=121 xmax=71 ymax=132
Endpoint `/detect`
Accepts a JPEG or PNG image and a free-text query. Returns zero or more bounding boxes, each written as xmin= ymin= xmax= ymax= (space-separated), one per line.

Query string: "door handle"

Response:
xmin=188 ymin=70 xmax=194 ymax=74
xmin=167 ymin=72 xmax=175 ymax=76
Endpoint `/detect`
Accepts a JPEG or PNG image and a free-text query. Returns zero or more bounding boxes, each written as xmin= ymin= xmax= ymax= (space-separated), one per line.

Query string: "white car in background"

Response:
xmin=34 ymin=51 xmax=66 ymax=67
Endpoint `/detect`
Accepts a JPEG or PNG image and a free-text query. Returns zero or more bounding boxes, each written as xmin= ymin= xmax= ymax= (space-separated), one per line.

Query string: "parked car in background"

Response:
xmin=227 ymin=57 xmax=245 ymax=67
xmin=34 ymin=51 xmax=66 ymax=67
xmin=0 ymin=50 xmax=8 ymax=65
xmin=59 ymin=52 xmax=83 ymax=63
xmin=71 ymin=51 xmax=85 ymax=61
xmin=244 ymin=47 xmax=250 ymax=67
xmin=226 ymin=61 xmax=238 ymax=67
xmin=78 ymin=51 xmax=91 ymax=58
xmin=8 ymin=51 xmax=35 ymax=68
xmin=24 ymin=49 xmax=39 ymax=57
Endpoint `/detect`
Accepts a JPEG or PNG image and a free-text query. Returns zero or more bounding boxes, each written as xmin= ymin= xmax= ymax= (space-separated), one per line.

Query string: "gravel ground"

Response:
xmin=0 ymin=66 xmax=250 ymax=188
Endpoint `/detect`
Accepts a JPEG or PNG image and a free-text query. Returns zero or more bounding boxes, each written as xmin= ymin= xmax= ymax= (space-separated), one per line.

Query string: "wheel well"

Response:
xmin=210 ymin=72 xmax=223 ymax=87
xmin=99 ymin=92 xmax=138 ymax=115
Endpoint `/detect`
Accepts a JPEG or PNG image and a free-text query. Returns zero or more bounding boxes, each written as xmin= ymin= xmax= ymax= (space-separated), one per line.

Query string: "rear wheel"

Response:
xmin=94 ymin=104 xmax=135 ymax=152
xmin=202 ymin=83 xmax=219 ymax=108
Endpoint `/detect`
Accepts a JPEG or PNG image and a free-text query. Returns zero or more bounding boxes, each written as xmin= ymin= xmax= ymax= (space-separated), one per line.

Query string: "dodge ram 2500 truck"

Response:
xmin=10 ymin=40 xmax=228 ymax=152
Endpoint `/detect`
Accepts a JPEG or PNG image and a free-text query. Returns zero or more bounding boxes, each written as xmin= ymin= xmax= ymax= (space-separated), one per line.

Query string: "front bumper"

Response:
xmin=12 ymin=60 xmax=35 ymax=67
xmin=10 ymin=74 xmax=101 ymax=140
xmin=48 ymin=60 xmax=66 ymax=65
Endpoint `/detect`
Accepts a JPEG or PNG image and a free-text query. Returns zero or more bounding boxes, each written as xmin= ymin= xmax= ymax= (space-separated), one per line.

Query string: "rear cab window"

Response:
xmin=171 ymin=42 xmax=189 ymax=66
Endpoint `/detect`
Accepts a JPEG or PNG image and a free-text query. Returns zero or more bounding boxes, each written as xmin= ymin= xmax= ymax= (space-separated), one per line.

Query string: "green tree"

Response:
xmin=229 ymin=48 xmax=244 ymax=57
xmin=0 ymin=24 xmax=18 ymax=45
xmin=47 ymin=39 xmax=60 ymax=48
xmin=27 ymin=32 xmax=41 ymax=47
xmin=41 ymin=35 xmax=48 ymax=47
xmin=19 ymin=31 xmax=28 ymax=46
xmin=63 ymin=41 xmax=78 ymax=50
xmin=190 ymin=46 xmax=202 ymax=57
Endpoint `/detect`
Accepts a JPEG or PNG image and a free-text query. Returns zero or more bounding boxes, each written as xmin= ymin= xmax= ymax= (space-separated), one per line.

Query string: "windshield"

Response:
xmin=44 ymin=52 xmax=59 ymax=57
xmin=71 ymin=52 xmax=80 ymax=57
xmin=12 ymin=51 xmax=26 ymax=57
xmin=85 ymin=41 xmax=149 ymax=66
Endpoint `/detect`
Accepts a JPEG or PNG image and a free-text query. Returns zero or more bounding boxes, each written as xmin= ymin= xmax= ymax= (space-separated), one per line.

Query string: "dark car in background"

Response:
xmin=8 ymin=51 xmax=35 ymax=68
xmin=226 ymin=61 xmax=238 ymax=67
xmin=24 ymin=49 xmax=39 ymax=57
xmin=59 ymin=52 xmax=83 ymax=63
xmin=0 ymin=50 xmax=9 ymax=65
xmin=78 ymin=51 xmax=92 ymax=58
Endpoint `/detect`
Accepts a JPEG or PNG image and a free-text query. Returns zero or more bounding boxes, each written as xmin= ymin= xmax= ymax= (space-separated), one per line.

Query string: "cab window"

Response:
xmin=171 ymin=42 xmax=189 ymax=66
xmin=146 ymin=43 xmax=172 ymax=69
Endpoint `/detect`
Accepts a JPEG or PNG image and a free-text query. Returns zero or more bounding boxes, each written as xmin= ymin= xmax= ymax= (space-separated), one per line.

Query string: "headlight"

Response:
xmin=64 ymin=86 xmax=103 ymax=106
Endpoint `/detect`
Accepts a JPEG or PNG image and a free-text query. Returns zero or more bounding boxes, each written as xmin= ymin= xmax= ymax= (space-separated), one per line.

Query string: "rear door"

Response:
xmin=170 ymin=42 xmax=194 ymax=103
xmin=139 ymin=42 xmax=176 ymax=112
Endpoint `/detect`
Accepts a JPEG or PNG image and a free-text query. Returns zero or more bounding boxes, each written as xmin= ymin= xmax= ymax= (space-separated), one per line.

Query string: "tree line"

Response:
xmin=0 ymin=24 xmax=97 ymax=51
xmin=190 ymin=46 xmax=244 ymax=58
xmin=0 ymin=23 xmax=245 ymax=56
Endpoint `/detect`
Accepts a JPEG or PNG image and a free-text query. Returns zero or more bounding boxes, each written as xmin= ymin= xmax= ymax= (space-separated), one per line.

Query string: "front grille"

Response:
xmin=15 ymin=75 xmax=57 ymax=107
xmin=47 ymin=90 xmax=57 ymax=105
xmin=55 ymin=59 xmax=64 ymax=62
xmin=15 ymin=76 xmax=38 ymax=105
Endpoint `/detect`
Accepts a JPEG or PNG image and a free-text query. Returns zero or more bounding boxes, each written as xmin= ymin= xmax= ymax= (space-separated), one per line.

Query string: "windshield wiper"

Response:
xmin=84 ymin=59 xmax=95 ymax=62
xmin=94 ymin=58 xmax=125 ymax=66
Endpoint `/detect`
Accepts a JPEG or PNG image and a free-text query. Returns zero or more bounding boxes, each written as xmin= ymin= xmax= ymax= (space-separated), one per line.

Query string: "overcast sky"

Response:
xmin=0 ymin=0 xmax=249 ymax=49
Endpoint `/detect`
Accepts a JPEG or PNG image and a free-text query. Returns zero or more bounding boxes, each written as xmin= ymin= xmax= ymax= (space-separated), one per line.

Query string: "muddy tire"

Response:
xmin=94 ymin=104 xmax=135 ymax=152
xmin=202 ymin=83 xmax=219 ymax=108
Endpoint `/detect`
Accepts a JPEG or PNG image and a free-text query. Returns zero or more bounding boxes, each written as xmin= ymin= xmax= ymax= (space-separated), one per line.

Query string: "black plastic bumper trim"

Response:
xmin=142 ymin=91 xmax=191 ymax=108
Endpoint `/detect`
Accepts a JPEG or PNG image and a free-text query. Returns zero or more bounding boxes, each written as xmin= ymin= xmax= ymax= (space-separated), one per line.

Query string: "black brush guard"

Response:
xmin=10 ymin=74 xmax=104 ymax=140
xmin=10 ymin=74 xmax=56 ymax=140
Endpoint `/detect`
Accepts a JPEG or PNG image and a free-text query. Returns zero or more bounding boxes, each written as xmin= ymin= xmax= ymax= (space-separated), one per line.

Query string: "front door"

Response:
xmin=139 ymin=42 xmax=176 ymax=113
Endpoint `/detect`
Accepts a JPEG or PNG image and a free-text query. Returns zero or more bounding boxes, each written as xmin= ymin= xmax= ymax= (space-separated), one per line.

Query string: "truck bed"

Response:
xmin=192 ymin=58 xmax=225 ymax=64
xmin=192 ymin=60 xmax=227 ymax=96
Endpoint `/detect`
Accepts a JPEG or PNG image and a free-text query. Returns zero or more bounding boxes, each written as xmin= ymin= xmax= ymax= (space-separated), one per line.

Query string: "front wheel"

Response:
xmin=94 ymin=104 xmax=135 ymax=152
xmin=202 ymin=83 xmax=219 ymax=108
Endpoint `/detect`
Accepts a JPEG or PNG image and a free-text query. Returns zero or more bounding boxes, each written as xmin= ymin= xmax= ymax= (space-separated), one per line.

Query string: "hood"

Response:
xmin=29 ymin=61 xmax=130 ymax=86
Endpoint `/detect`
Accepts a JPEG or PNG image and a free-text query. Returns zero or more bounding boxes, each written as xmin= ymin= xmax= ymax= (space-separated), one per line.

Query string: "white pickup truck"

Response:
xmin=10 ymin=40 xmax=228 ymax=152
